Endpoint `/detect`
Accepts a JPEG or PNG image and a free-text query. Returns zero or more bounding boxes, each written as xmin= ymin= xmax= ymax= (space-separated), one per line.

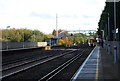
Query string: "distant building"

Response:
xmin=45 ymin=38 xmax=58 ymax=46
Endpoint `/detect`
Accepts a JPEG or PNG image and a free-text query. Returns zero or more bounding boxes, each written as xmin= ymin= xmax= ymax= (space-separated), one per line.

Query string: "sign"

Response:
xmin=116 ymin=28 xmax=118 ymax=33
xmin=112 ymin=28 xmax=118 ymax=33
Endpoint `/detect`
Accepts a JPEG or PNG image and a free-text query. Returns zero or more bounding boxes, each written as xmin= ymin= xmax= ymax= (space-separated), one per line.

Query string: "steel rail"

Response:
xmin=2 ymin=54 xmax=41 ymax=65
xmin=38 ymin=48 xmax=88 ymax=81
xmin=1 ymin=55 xmax=54 ymax=71
xmin=1 ymin=50 xmax=76 ymax=79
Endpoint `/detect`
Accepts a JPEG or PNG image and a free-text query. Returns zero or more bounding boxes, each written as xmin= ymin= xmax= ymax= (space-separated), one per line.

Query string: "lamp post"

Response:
xmin=101 ymin=19 xmax=105 ymax=40
xmin=101 ymin=30 xmax=104 ymax=39
xmin=107 ymin=13 xmax=110 ymax=41
xmin=22 ymin=29 xmax=25 ymax=48
xmin=34 ymin=30 xmax=36 ymax=47
xmin=6 ymin=26 xmax=10 ymax=50
xmin=101 ymin=30 xmax=104 ymax=48
xmin=114 ymin=0 xmax=117 ymax=64
xmin=107 ymin=13 xmax=110 ymax=55
xmin=102 ymin=12 xmax=110 ymax=53
xmin=103 ymin=12 xmax=110 ymax=41
xmin=114 ymin=0 xmax=117 ymax=41
xmin=42 ymin=32 xmax=44 ymax=42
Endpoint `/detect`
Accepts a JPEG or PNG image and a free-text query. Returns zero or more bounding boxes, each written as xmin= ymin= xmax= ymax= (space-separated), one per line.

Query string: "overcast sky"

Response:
xmin=0 ymin=0 xmax=106 ymax=34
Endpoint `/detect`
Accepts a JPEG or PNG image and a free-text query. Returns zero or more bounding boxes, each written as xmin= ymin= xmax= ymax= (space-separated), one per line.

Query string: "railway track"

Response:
xmin=2 ymin=50 xmax=70 ymax=71
xmin=2 ymin=53 xmax=42 ymax=65
xmin=2 ymin=44 xmax=94 ymax=81
xmin=2 ymin=54 xmax=54 ymax=71
xmin=2 ymin=50 xmax=69 ymax=65
xmin=1 ymin=50 xmax=76 ymax=79
xmin=39 ymin=49 xmax=87 ymax=81
xmin=45 ymin=47 xmax=93 ymax=81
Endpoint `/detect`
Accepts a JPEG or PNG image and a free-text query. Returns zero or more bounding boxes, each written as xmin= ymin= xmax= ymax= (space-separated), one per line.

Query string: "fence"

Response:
xmin=104 ymin=41 xmax=120 ymax=62
xmin=1 ymin=42 xmax=47 ymax=50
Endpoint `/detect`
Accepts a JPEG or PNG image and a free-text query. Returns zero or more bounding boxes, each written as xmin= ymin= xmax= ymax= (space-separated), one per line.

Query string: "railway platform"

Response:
xmin=71 ymin=45 xmax=119 ymax=81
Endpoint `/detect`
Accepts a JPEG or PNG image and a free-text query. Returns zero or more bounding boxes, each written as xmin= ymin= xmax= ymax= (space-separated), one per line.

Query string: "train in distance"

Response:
xmin=87 ymin=38 xmax=96 ymax=47
xmin=87 ymin=37 xmax=102 ymax=47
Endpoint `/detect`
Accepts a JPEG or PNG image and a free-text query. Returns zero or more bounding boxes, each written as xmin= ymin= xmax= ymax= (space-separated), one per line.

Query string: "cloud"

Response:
xmin=60 ymin=14 xmax=78 ymax=19
xmin=0 ymin=0 xmax=106 ymax=33
xmin=82 ymin=15 xmax=96 ymax=19
xmin=30 ymin=12 xmax=54 ymax=19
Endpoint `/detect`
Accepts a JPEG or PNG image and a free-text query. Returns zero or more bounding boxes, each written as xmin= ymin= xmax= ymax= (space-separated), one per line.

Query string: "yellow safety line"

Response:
xmin=95 ymin=48 xmax=99 ymax=81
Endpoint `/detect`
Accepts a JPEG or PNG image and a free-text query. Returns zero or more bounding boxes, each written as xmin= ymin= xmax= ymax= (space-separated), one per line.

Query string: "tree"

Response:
xmin=58 ymin=39 xmax=65 ymax=45
xmin=52 ymin=29 xmax=63 ymax=36
xmin=30 ymin=30 xmax=43 ymax=42
xmin=1 ymin=28 xmax=44 ymax=42
xmin=44 ymin=34 xmax=54 ymax=40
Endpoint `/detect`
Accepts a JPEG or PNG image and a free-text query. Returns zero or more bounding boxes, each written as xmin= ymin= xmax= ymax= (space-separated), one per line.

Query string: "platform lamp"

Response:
xmin=6 ymin=26 xmax=10 ymax=50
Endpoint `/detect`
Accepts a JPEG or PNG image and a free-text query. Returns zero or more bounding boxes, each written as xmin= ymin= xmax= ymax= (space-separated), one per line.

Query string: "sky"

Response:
xmin=0 ymin=0 xmax=106 ymax=34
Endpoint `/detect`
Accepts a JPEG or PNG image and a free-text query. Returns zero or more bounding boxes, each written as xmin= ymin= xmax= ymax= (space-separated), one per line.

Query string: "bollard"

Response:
xmin=105 ymin=43 xmax=107 ymax=49
xmin=114 ymin=46 xmax=117 ymax=64
xmin=108 ymin=44 xmax=110 ymax=55
xmin=103 ymin=43 xmax=105 ymax=48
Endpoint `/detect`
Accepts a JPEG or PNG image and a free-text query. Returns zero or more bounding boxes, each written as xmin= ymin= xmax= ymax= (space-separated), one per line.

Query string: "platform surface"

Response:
xmin=71 ymin=45 xmax=119 ymax=81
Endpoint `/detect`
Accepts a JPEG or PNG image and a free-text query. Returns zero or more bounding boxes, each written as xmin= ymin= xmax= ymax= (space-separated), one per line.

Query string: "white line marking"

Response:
xmin=71 ymin=46 xmax=97 ymax=81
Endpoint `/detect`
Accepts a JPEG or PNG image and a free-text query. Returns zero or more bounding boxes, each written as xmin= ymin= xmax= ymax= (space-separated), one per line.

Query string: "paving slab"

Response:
xmin=72 ymin=46 xmax=103 ymax=81
xmin=72 ymin=45 xmax=119 ymax=81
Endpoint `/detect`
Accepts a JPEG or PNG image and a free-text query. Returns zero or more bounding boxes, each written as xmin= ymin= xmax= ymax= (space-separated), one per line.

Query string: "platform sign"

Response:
xmin=116 ymin=28 xmax=118 ymax=33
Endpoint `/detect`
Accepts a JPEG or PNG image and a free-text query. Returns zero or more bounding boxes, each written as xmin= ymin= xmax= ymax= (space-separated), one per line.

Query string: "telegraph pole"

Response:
xmin=56 ymin=14 xmax=58 ymax=38
xmin=56 ymin=14 xmax=58 ymax=45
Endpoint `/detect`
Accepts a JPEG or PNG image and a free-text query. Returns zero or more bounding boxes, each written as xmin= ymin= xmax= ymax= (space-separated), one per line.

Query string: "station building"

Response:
xmin=45 ymin=37 xmax=58 ymax=46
